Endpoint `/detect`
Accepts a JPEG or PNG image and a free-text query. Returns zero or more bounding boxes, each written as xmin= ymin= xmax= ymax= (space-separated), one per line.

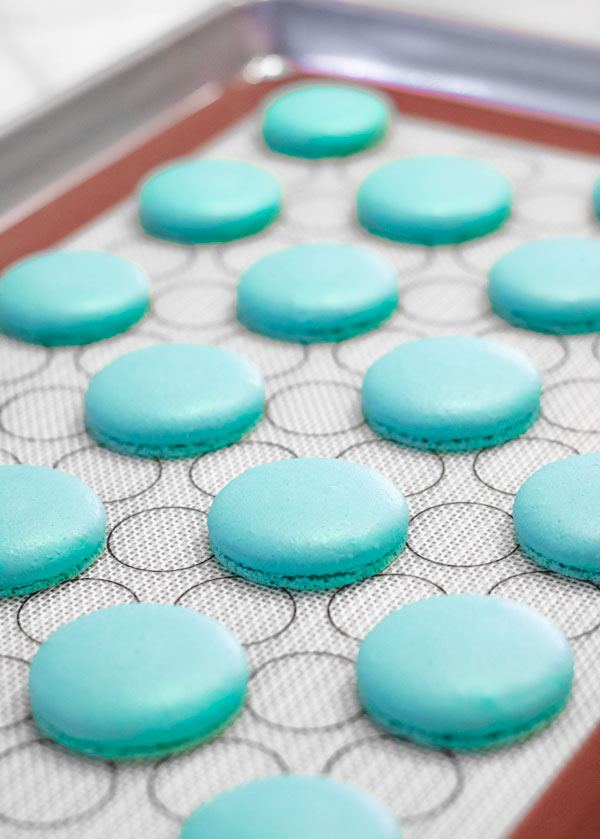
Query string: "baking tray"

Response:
xmin=0 ymin=2 xmax=600 ymax=838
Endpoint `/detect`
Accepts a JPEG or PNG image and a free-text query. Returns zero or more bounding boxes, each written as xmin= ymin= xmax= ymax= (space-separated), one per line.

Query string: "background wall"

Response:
xmin=0 ymin=0 xmax=599 ymax=130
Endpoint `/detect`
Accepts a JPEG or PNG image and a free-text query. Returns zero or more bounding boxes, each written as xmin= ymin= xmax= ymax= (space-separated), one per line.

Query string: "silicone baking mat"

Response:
xmin=1 ymin=100 xmax=600 ymax=839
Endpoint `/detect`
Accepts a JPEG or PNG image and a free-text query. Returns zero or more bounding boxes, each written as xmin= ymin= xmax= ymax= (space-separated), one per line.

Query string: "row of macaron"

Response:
xmin=137 ymin=84 xmax=600 ymax=250
xmin=24 ymin=592 xmax=574 ymax=835
xmin=136 ymin=84 xmax=600 ymax=334
xmin=0 ymin=330 xmax=544 ymax=453
xmin=4 ymin=443 xmax=600 ymax=599
xmin=4 ymin=233 xmax=600 ymax=353
xmin=4 ymin=83 xmax=600 ymax=348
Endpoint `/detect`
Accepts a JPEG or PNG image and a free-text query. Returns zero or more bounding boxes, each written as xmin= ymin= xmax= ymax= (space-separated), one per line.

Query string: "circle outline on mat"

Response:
xmin=147 ymin=736 xmax=290 ymax=821
xmin=212 ymin=236 xmax=285 ymax=279
xmin=285 ymin=189 xmax=354 ymax=234
xmin=332 ymin=325 xmax=425 ymax=376
xmin=0 ymin=385 xmax=85 ymax=441
xmin=335 ymin=439 xmax=445 ymax=497
xmin=322 ymin=733 xmax=463 ymax=822
xmin=53 ymin=444 xmax=162 ymax=503
xmin=488 ymin=570 xmax=600 ymax=641
xmin=0 ymin=737 xmax=117 ymax=828
xmin=541 ymin=377 xmax=600 ymax=432
xmin=475 ymin=323 xmax=568 ymax=374
xmin=473 ymin=437 xmax=580 ymax=496
xmin=220 ymin=333 xmax=309 ymax=381
xmin=266 ymin=380 xmax=363 ymax=436
xmin=0 ymin=447 xmax=19 ymax=465
xmin=189 ymin=440 xmax=298 ymax=498
xmin=0 ymin=340 xmax=51 ymax=385
xmin=73 ymin=329 xmax=167 ymax=379
xmin=247 ymin=650 xmax=362 ymax=732
xmin=0 ymin=654 xmax=31 ymax=730
xmin=400 ymin=275 xmax=489 ymax=326
xmin=350 ymin=236 xmax=435 ymax=279
xmin=515 ymin=183 xmax=596 ymax=232
xmin=453 ymin=230 xmax=524 ymax=278
xmin=108 ymin=506 xmax=210 ymax=572
xmin=105 ymin=233 xmax=194 ymax=282
xmin=458 ymin=143 xmax=541 ymax=184
xmin=16 ymin=578 xmax=140 ymax=645
xmin=407 ymin=502 xmax=516 ymax=567
xmin=153 ymin=280 xmax=236 ymax=331
xmin=327 ymin=573 xmax=447 ymax=642
xmin=174 ymin=575 xmax=297 ymax=646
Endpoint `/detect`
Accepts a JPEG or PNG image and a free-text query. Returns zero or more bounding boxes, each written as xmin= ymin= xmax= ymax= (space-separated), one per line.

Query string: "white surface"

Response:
xmin=0 ymin=0 xmax=599 ymax=130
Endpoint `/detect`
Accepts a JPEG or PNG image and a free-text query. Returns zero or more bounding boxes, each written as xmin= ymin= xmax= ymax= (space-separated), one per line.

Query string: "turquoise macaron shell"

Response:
xmin=138 ymin=159 xmax=283 ymax=243
xmin=237 ymin=243 xmax=399 ymax=343
xmin=29 ymin=603 xmax=249 ymax=759
xmin=356 ymin=594 xmax=574 ymax=751
xmin=0 ymin=465 xmax=106 ymax=597
xmin=207 ymin=457 xmax=409 ymax=590
xmin=180 ymin=774 xmax=402 ymax=839
xmin=362 ymin=335 xmax=542 ymax=451
xmin=514 ymin=453 xmax=600 ymax=580
xmin=593 ymin=176 xmax=600 ymax=221
xmin=261 ymin=85 xmax=389 ymax=158
xmin=0 ymin=250 xmax=150 ymax=346
xmin=84 ymin=343 xmax=265 ymax=459
xmin=357 ymin=155 xmax=513 ymax=244
xmin=489 ymin=238 xmax=600 ymax=334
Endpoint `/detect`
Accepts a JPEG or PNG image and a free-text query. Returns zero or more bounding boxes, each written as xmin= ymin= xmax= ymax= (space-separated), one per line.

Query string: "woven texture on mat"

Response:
xmin=0 ymin=103 xmax=600 ymax=839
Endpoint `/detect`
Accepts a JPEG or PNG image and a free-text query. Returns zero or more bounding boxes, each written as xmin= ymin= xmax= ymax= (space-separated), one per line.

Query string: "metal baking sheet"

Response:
xmin=1 ymin=3 xmax=600 ymax=838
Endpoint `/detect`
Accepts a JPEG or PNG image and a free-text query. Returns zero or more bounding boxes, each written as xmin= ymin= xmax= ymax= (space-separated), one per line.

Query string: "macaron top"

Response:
xmin=138 ymin=159 xmax=283 ymax=243
xmin=0 ymin=250 xmax=150 ymax=346
xmin=236 ymin=243 xmax=398 ymax=341
xmin=488 ymin=238 xmax=600 ymax=333
xmin=362 ymin=335 xmax=541 ymax=448
xmin=207 ymin=457 xmax=409 ymax=581
xmin=180 ymin=774 xmax=402 ymax=839
xmin=357 ymin=155 xmax=513 ymax=244
xmin=0 ymin=465 xmax=106 ymax=596
xmin=261 ymin=85 xmax=390 ymax=158
xmin=29 ymin=603 xmax=248 ymax=758
xmin=84 ymin=344 xmax=265 ymax=456
xmin=356 ymin=594 xmax=573 ymax=747
xmin=513 ymin=453 xmax=600 ymax=575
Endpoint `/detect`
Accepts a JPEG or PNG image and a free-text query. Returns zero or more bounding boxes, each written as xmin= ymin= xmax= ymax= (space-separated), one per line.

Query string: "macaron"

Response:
xmin=362 ymin=335 xmax=541 ymax=451
xmin=0 ymin=250 xmax=150 ymax=346
xmin=357 ymin=155 xmax=513 ymax=244
xmin=207 ymin=458 xmax=409 ymax=590
xmin=138 ymin=159 xmax=283 ymax=244
xmin=356 ymin=594 xmax=574 ymax=751
xmin=84 ymin=344 xmax=265 ymax=459
xmin=593 ymin=176 xmax=600 ymax=221
xmin=261 ymin=84 xmax=390 ymax=158
xmin=514 ymin=453 xmax=600 ymax=580
xmin=237 ymin=243 xmax=399 ymax=343
xmin=29 ymin=603 xmax=248 ymax=759
xmin=179 ymin=775 xmax=402 ymax=839
xmin=0 ymin=465 xmax=106 ymax=597
xmin=488 ymin=238 xmax=600 ymax=334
